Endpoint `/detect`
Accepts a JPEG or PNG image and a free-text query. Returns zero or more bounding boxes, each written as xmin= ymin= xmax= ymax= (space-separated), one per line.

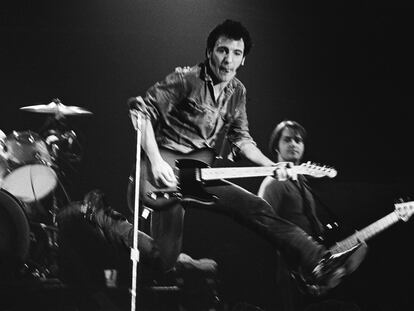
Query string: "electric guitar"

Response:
xmin=292 ymin=200 xmax=414 ymax=296
xmin=137 ymin=147 xmax=337 ymax=210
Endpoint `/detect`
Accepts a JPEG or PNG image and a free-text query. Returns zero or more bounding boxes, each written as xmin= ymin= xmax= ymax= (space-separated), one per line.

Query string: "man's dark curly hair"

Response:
xmin=206 ymin=19 xmax=252 ymax=57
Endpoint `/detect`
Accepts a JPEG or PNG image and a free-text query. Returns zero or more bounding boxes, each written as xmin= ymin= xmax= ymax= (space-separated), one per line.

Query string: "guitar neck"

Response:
xmin=200 ymin=166 xmax=276 ymax=181
xmin=329 ymin=211 xmax=401 ymax=254
xmin=199 ymin=163 xmax=336 ymax=181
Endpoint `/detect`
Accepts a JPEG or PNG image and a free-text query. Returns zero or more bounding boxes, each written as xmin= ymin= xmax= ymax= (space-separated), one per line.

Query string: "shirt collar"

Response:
xmin=200 ymin=60 xmax=213 ymax=82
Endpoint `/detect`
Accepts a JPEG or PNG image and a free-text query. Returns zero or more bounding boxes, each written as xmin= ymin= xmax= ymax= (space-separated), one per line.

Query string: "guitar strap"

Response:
xmin=302 ymin=180 xmax=342 ymax=230
xmin=294 ymin=176 xmax=325 ymax=239
xmin=216 ymin=91 xmax=246 ymax=162
xmin=215 ymin=130 xmax=227 ymax=161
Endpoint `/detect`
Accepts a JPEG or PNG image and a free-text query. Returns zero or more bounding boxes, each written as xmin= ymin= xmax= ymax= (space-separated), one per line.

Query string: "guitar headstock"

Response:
xmin=395 ymin=200 xmax=414 ymax=222
xmin=296 ymin=161 xmax=338 ymax=178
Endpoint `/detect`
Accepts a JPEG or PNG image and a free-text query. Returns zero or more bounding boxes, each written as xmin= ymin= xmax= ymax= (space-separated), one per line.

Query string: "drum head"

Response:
xmin=1 ymin=164 xmax=57 ymax=203
xmin=5 ymin=131 xmax=51 ymax=165
xmin=0 ymin=189 xmax=30 ymax=263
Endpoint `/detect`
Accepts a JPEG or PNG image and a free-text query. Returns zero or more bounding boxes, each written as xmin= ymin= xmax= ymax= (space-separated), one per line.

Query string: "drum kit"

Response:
xmin=0 ymin=98 xmax=92 ymax=280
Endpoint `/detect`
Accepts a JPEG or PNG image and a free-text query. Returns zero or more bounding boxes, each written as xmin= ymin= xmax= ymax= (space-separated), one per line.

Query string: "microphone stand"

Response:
xmin=129 ymin=102 xmax=146 ymax=311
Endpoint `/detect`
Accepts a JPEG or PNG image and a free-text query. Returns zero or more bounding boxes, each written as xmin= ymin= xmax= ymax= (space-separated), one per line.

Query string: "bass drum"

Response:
xmin=0 ymin=189 xmax=30 ymax=280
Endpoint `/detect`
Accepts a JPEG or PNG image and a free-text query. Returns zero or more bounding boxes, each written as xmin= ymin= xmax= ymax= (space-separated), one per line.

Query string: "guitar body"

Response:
xmin=127 ymin=147 xmax=216 ymax=271
xmin=133 ymin=147 xmax=217 ymax=211
xmin=290 ymin=200 xmax=414 ymax=296
xmin=291 ymin=242 xmax=367 ymax=296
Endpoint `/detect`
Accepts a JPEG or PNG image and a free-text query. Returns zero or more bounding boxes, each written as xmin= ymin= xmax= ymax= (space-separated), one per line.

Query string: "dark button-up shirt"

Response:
xmin=258 ymin=175 xmax=325 ymax=238
xmin=141 ymin=62 xmax=256 ymax=157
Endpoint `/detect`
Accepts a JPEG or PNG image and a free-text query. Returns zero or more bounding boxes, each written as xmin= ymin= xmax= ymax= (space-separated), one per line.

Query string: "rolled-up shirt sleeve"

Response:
xmin=142 ymin=70 xmax=184 ymax=127
xmin=226 ymin=88 xmax=257 ymax=161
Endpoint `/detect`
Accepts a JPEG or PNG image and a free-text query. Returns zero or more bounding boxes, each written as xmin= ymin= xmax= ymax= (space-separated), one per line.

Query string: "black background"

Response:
xmin=1 ymin=1 xmax=413 ymax=310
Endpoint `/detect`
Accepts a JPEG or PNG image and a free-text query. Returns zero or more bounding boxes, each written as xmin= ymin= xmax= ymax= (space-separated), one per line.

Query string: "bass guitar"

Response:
xmin=292 ymin=200 xmax=414 ymax=296
xmin=137 ymin=147 xmax=337 ymax=210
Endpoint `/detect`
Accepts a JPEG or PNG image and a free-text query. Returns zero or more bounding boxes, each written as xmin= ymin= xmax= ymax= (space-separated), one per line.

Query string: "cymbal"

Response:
xmin=20 ymin=99 xmax=93 ymax=117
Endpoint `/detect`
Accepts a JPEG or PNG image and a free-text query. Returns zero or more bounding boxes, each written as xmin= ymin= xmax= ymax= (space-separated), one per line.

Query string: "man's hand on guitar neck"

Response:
xmin=272 ymin=161 xmax=298 ymax=181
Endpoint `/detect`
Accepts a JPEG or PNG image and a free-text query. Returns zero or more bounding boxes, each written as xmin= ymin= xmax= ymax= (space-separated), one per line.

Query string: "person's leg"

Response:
xmin=80 ymin=188 xmax=363 ymax=295
xmin=202 ymin=179 xmax=325 ymax=272
xmin=56 ymin=200 xmax=122 ymax=309
xmin=81 ymin=189 xmax=162 ymax=268
xmin=82 ymin=189 xmax=218 ymax=274
xmin=199 ymin=180 xmax=367 ymax=296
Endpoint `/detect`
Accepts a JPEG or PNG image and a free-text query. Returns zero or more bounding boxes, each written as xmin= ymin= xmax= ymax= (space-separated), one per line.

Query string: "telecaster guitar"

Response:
xmin=139 ymin=148 xmax=337 ymax=210
xmin=292 ymin=200 xmax=414 ymax=296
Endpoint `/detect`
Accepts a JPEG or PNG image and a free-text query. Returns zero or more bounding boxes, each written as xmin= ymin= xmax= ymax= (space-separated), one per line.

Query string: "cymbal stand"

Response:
xmin=41 ymin=124 xmax=74 ymax=277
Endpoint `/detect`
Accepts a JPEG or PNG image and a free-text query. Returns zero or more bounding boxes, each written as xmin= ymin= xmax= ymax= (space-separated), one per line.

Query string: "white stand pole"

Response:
xmin=130 ymin=107 xmax=144 ymax=311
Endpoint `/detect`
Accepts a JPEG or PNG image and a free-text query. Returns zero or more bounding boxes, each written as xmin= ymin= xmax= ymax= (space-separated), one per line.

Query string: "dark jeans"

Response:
xmin=200 ymin=179 xmax=325 ymax=272
xmin=79 ymin=179 xmax=326 ymax=274
xmin=57 ymin=199 xmax=162 ymax=272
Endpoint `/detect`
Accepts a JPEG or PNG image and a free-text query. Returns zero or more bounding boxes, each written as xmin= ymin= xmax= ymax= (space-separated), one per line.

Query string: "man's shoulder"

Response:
xmin=231 ymin=76 xmax=245 ymax=88
xmin=159 ymin=64 xmax=200 ymax=87
xmin=260 ymin=176 xmax=280 ymax=187
xmin=259 ymin=176 xmax=288 ymax=195
xmin=257 ymin=176 xmax=282 ymax=197
xmin=170 ymin=64 xmax=202 ymax=88
xmin=173 ymin=64 xmax=200 ymax=77
xmin=230 ymin=76 xmax=246 ymax=92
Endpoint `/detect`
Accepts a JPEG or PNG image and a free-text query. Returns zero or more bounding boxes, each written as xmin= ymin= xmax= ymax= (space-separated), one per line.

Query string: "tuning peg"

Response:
xmin=396 ymin=197 xmax=406 ymax=203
